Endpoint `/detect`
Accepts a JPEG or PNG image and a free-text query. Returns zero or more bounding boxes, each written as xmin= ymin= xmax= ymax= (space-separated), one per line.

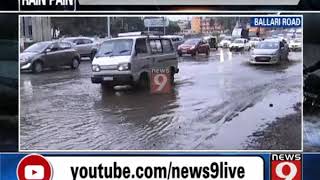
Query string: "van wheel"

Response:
xmin=71 ymin=58 xmax=80 ymax=69
xmin=32 ymin=61 xmax=43 ymax=73
xmin=170 ymin=70 xmax=175 ymax=85
xmin=138 ymin=74 xmax=150 ymax=90
xmin=101 ymin=83 xmax=114 ymax=90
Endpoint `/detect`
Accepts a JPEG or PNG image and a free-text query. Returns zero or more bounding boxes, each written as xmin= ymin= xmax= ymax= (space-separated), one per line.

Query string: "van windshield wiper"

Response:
xmin=119 ymin=49 xmax=130 ymax=54
xmin=95 ymin=51 xmax=113 ymax=58
xmin=104 ymin=51 xmax=113 ymax=55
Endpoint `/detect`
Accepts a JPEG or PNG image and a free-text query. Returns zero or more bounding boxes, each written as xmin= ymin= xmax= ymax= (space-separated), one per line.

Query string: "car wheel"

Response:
xmin=32 ymin=61 xmax=43 ymax=73
xmin=178 ymin=53 xmax=182 ymax=57
xmin=71 ymin=58 xmax=80 ymax=69
xmin=206 ymin=49 xmax=210 ymax=56
xmin=192 ymin=51 xmax=198 ymax=57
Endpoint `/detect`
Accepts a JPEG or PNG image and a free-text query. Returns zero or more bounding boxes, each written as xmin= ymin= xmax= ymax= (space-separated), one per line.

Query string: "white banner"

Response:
xmin=45 ymin=156 xmax=264 ymax=180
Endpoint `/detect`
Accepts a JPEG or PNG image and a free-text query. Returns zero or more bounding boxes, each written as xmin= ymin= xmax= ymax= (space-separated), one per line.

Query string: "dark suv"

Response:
xmin=20 ymin=41 xmax=81 ymax=73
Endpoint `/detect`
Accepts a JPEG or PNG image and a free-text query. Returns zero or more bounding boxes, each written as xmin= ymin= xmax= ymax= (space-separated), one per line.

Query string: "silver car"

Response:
xmin=162 ymin=35 xmax=184 ymax=50
xmin=64 ymin=37 xmax=99 ymax=60
xmin=250 ymin=39 xmax=289 ymax=65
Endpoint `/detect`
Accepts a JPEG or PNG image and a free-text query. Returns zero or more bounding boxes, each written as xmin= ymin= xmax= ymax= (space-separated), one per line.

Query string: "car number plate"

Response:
xmin=103 ymin=77 xmax=113 ymax=81
xmin=182 ymin=50 xmax=187 ymax=53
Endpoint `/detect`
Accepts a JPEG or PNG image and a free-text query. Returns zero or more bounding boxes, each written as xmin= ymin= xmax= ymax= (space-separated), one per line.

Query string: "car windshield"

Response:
xmin=256 ymin=42 xmax=279 ymax=49
xmin=64 ymin=38 xmax=76 ymax=43
xmin=184 ymin=39 xmax=200 ymax=45
xmin=234 ymin=39 xmax=244 ymax=43
xmin=96 ymin=39 xmax=133 ymax=57
xmin=250 ymin=38 xmax=260 ymax=41
xmin=294 ymin=39 xmax=301 ymax=43
xmin=24 ymin=42 xmax=50 ymax=53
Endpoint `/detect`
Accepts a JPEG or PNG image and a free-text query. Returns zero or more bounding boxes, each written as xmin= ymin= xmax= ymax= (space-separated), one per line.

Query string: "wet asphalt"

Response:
xmin=20 ymin=49 xmax=302 ymax=150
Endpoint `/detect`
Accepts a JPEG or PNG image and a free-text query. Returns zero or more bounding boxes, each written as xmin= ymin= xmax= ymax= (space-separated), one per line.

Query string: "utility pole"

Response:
xmin=163 ymin=17 xmax=166 ymax=35
xmin=107 ymin=16 xmax=111 ymax=38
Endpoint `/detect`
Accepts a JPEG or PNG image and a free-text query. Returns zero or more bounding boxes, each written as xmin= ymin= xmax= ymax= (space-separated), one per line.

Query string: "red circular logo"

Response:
xmin=17 ymin=154 xmax=52 ymax=180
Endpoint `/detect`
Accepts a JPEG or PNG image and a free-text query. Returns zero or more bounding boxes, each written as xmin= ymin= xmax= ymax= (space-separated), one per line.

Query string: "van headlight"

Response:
xmin=92 ymin=64 xmax=101 ymax=72
xmin=118 ymin=63 xmax=131 ymax=71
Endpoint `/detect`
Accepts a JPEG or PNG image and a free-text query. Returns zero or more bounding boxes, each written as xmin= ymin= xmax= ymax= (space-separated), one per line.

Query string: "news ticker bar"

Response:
xmin=77 ymin=0 xmax=300 ymax=5
xmin=18 ymin=0 xmax=308 ymax=11
xmin=20 ymin=0 xmax=299 ymax=6
xmin=1 ymin=153 xmax=320 ymax=180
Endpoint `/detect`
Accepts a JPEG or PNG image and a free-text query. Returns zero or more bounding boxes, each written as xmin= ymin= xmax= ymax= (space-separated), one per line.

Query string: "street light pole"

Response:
xmin=107 ymin=16 xmax=111 ymax=38
xmin=163 ymin=17 xmax=166 ymax=35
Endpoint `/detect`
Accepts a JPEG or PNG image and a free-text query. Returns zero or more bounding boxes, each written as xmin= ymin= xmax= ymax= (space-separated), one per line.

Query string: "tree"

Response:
xmin=166 ymin=21 xmax=181 ymax=35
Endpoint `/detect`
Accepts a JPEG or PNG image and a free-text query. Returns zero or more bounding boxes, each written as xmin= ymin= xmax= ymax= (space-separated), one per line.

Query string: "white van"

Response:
xmin=91 ymin=35 xmax=179 ymax=88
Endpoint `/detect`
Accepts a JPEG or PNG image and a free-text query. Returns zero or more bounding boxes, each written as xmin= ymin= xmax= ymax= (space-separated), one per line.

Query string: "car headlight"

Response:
xmin=92 ymin=64 xmax=101 ymax=72
xmin=20 ymin=56 xmax=30 ymax=63
xmin=118 ymin=63 xmax=131 ymax=71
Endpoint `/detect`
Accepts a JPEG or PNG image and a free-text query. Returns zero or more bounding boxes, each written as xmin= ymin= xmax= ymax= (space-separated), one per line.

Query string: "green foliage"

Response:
xmin=51 ymin=17 xmax=145 ymax=38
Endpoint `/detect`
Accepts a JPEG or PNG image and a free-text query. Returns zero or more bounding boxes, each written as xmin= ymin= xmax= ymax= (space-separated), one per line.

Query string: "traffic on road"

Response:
xmin=19 ymin=16 xmax=302 ymax=150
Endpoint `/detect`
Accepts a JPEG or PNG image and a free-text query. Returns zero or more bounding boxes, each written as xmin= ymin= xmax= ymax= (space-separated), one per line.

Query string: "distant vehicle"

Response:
xmin=229 ymin=38 xmax=250 ymax=51
xmin=249 ymin=37 xmax=262 ymax=48
xmin=177 ymin=38 xmax=210 ymax=56
xmin=203 ymin=36 xmax=218 ymax=50
xmin=91 ymin=35 xmax=179 ymax=89
xmin=63 ymin=37 xmax=99 ymax=60
xmin=289 ymin=39 xmax=302 ymax=51
xmin=20 ymin=41 xmax=81 ymax=73
xmin=218 ymin=37 xmax=232 ymax=48
xmin=232 ymin=28 xmax=249 ymax=39
xmin=250 ymin=39 xmax=289 ymax=65
xmin=249 ymin=27 xmax=266 ymax=38
xmin=162 ymin=35 xmax=184 ymax=50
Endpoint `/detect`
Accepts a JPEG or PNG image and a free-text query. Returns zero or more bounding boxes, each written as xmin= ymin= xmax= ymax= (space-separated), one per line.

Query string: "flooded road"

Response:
xmin=20 ymin=49 xmax=302 ymax=150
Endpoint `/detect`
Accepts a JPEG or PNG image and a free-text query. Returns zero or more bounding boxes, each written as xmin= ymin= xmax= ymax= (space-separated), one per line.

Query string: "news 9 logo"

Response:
xmin=271 ymin=154 xmax=301 ymax=180
xmin=150 ymin=68 xmax=172 ymax=94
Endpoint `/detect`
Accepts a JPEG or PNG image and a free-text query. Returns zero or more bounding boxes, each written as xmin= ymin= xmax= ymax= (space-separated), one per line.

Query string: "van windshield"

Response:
xmin=96 ymin=39 xmax=133 ymax=57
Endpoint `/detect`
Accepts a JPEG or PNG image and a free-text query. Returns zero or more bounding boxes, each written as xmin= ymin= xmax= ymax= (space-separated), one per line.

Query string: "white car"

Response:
xmin=229 ymin=38 xmax=251 ymax=51
xmin=289 ymin=39 xmax=302 ymax=51
xmin=249 ymin=37 xmax=262 ymax=48
xmin=218 ymin=39 xmax=232 ymax=48
xmin=91 ymin=34 xmax=179 ymax=89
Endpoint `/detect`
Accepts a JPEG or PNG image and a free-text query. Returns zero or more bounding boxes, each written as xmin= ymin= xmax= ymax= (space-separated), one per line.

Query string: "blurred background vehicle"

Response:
xmin=203 ymin=35 xmax=218 ymax=50
xmin=63 ymin=37 xmax=99 ymax=61
xmin=249 ymin=37 xmax=262 ymax=48
xmin=229 ymin=38 xmax=250 ymax=52
xmin=289 ymin=38 xmax=302 ymax=51
xmin=177 ymin=38 xmax=210 ymax=56
xmin=162 ymin=35 xmax=184 ymax=50
xmin=218 ymin=36 xmax=232 ymax=48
